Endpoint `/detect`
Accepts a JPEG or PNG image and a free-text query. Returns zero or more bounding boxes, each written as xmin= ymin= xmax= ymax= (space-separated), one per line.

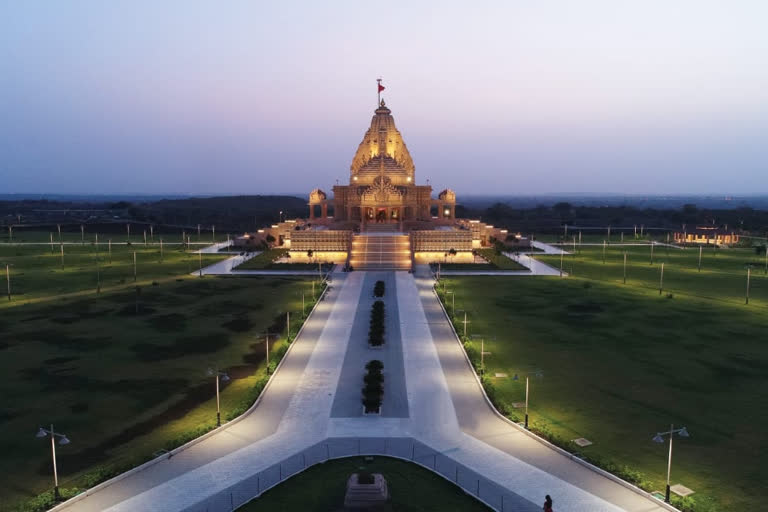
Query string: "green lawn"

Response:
xmin=238 ymin=457 xmax=490 ymax=512
xmin=538 ymin=244 xmax=768 ymax=306
xmin=438 ymin=265 xmax=768 ymax=510
xmin=431 ymin=250 xmax=527 ymax=271
xmin=1 ymin=227 xmax=230 ymax=245
xmin=0 ymin=242 xmax=226 ymax=304
xmin=0 ymin=276 xmax=317 ymax=511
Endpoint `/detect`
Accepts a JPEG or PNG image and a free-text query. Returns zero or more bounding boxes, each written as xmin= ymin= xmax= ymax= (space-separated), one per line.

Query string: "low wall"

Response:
xmin=286 ymin=251 xmax=348 ymax=263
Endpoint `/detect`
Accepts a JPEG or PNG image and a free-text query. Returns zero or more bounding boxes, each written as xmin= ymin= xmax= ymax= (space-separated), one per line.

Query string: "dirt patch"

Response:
xmin=116 ymin=304 xmax=157 ymax=316
xmin=44 ymin=356 xmax=80 ymax=365
xmin=19 ymin=330 xmax=108 ymax=351
xmin=147 ymin=313 xmax=187 ymax=332
xmin=222 ymin=314 xmax=253 ymax=332
xmin=131 ymin=334 xmax=230 ymax=361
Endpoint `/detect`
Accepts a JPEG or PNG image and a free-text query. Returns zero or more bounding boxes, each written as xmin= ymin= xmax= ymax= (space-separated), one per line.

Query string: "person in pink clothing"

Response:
xmin=543 ymin=494 xmax=554 ymax=512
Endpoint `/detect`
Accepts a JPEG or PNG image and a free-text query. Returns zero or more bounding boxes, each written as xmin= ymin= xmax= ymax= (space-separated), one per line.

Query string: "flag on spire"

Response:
xmin=378 ymin=83 xmax=385 ymax=93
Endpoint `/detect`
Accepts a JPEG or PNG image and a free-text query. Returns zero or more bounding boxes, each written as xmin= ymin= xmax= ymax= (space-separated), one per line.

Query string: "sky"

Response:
xmin=1 ymin=1 xmax=767 ymax=196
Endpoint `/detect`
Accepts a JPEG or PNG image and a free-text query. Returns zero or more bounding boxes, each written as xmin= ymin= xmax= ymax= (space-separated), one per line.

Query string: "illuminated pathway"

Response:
xmin=55 ymin=270 xmax=670 ymax=512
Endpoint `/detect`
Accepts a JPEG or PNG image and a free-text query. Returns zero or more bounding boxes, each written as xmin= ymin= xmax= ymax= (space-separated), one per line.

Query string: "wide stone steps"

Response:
xmin=349 ymin=234 xmax=411 ymax=271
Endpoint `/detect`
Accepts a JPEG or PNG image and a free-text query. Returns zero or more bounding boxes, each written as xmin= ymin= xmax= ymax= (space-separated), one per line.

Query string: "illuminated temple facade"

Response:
xmin=240 ymin=93 xmax=516 ymax=268
xmin=307 ymin=100 xmax=456 ymax=225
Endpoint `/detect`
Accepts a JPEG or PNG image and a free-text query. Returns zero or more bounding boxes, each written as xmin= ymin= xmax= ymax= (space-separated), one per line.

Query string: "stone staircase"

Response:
xmin=349 ymin=233 xmax=412 ymax=271
xmin=363 ymin=223 xmax=400 ymax=233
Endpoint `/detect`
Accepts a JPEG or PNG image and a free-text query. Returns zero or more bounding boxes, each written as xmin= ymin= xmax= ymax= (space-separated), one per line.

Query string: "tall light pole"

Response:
xmin=36 ymin=425 xmax=71 ymax=501
xmin=659 ymin=262 xmax=665 ymax=295
xmin=198 ymin=251 xmax=203 ymax=277
xmin=698 ymin=245 xmax=702 ymax=272
xmin=5 ymin=263 xmax=11 ymax=301
xmin=207 ymin=369 xmax=230 ymax=427
xmin=133 ymin=251 xmax=137 ymax=282
xmin=623 ymin=252 xmax=627 ymax=284
xmin=446 ymin=291 xmax=455 ymax=316
xmin=745 ymin=266 xmax=751 ymax=305
xmin=653 ymin=425 xmax=690 ymax=503
xmin=461 ymin=310 xmax=469 ymax=338
xmin=513 ymin=370 xmax=543 ymax=429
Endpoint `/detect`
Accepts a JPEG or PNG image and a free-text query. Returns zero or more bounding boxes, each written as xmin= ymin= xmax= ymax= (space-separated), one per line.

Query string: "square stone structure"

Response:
xmin=308 ymin=100 xmax=456 ymax=225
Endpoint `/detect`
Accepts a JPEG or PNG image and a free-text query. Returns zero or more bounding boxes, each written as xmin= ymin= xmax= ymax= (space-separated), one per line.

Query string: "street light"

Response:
xmin=36 ymin=425 xmax=71 ymax=500
xmin=3 ymin=262 xmax=11 ymax=301
xmin=207 ymin=368 xmax=230 ymax=427
xmin=446 ymin=291 xmax=455 ymax=316
xmin=513 ymin=370 xmax=544 ymax=429
xmin=652 ymin=424 xmax=690 ymax=503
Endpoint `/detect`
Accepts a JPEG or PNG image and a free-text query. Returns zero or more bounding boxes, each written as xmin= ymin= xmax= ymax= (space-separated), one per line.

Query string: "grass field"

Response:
xmin=1 ymin=226 xmax=230 ymax=245
xmin=0 ymin=241 xmax=227 ymax=304
xmin=431 ymin=250 xmax=528 ymax=271
xmin=238 ymin=457 xmax=490 ymax=512
xmin=0 ymin=276 xmax=316 ymax=511
xmin=539 ymin=243 xmax=768 ymax=306
xmin=438 ymin=249 xmax=768 ymax=510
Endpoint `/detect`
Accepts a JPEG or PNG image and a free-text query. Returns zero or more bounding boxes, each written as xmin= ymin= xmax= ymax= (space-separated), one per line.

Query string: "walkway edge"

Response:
xmin=431 ymin=283 xmax=679 ymax=512
xmin=50 ymin=279 xmax=331 ymax=511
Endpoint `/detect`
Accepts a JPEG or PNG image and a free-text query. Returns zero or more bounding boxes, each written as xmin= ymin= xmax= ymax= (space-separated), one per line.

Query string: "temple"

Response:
xmin=307 ymin=99 xmax=456 ymax=225
xmin=239 ymin=88 xmax=516 ymax=270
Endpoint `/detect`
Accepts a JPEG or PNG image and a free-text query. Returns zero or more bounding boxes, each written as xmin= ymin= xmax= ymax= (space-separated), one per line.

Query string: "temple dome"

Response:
xmin=349 ymin=100 xmax=415 ymax=185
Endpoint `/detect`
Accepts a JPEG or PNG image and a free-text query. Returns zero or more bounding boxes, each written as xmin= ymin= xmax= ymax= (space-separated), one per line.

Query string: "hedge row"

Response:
xmin=362 ymin=360 xmax=384 ymax=413
xmin=369 ymin=300 xmax=385 ymax=346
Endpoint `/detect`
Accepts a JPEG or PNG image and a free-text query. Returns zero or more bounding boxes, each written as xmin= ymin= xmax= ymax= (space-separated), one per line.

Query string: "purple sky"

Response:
xmin=1 ymin=1 xmax=767 ymax=195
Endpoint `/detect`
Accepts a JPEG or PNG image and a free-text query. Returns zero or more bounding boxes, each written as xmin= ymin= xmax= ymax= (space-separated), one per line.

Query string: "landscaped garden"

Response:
xmin=0 ymin=276 xmax=319 ymax=512
xmin=436 ymin=248 xmax=768 ymax=510
xmin=234 ymin=248 xmax=334 ymax=272
xmin=237 ymin=456 xmax=490 ymax=511
xmin=430 ymin=249 xmax=527 ymax=272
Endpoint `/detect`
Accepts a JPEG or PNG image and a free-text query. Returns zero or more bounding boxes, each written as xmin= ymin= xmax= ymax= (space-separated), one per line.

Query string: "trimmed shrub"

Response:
xmin=368 ymin=300 xmax=385 ymax=346
xmin=373 ymin=280 xmax=385 ymax=297
xmin=362 ymin=360 xmax=384 ymax=413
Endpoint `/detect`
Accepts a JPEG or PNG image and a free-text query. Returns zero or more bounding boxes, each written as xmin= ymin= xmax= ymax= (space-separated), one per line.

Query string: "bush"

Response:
xmin=368 ymin=300 xmax=385 ymax=346
xmin=362 ymin=360 xmax=384 ymax=412
xmin=373 ymin=280 xmax=385 ymax=297
xmin=365 ymin=359 xmax=384 ymax=372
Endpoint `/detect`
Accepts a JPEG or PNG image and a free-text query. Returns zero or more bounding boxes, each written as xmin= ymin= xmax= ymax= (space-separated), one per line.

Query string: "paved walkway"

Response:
xmin=54 ymin=270 xmax=668 ymax=512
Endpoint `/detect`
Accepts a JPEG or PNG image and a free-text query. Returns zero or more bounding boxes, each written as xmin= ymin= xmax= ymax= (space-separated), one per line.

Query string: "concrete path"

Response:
xmin=55 ymin=270 xmax=669 ymax=512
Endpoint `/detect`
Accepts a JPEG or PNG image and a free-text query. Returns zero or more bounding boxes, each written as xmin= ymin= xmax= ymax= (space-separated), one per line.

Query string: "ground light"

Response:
xmin=207 ymin=369 xmax=230 ymax=427
xmin=652 ymin=425 xmax=690 ymax=503
xmin=35 ymin=425 xmax=71 ymax=500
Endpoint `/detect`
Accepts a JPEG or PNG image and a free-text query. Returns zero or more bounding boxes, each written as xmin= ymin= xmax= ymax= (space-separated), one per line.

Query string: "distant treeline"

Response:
xmin=4 ymin=196 xmax=768 ymax=237
xmin=462 ymin=202 xmax=768 ymax=235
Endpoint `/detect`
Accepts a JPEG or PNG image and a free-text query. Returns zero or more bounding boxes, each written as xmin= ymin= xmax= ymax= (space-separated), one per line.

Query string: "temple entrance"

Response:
xmin=375 ymin=208 xmax=387 ymax=222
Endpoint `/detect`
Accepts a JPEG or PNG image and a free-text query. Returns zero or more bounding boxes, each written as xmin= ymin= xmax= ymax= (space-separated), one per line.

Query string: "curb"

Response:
xmin=49 ymin=277 xmax=332 ymax=511
xmin=430 ymin=281 xmax=679 ymax=512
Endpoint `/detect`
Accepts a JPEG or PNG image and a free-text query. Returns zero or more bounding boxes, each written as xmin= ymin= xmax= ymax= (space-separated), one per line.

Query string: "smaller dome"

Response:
xmin=438 ymin=189 xmax=456 ymax=202
xmin=309 ymin=188 xmax=327 ymax=202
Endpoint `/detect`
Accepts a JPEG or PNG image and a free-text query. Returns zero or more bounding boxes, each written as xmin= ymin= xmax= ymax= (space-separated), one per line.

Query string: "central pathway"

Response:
xmin=55 ymin=270 xmax=669 ymax=512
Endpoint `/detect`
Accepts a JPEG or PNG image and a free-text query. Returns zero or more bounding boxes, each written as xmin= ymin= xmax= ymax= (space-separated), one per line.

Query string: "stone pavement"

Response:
xmin=54 ymin=269 xmax=669 ymax=512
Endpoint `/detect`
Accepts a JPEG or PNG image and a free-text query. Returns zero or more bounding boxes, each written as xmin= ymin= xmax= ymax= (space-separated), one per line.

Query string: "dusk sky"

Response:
xmin=2 ymin=1 xmax=767 ymax=196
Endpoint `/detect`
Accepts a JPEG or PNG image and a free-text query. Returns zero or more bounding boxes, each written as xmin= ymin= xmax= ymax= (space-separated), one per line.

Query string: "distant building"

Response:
xmin=673 ymin=227 xmax=739 ymax=246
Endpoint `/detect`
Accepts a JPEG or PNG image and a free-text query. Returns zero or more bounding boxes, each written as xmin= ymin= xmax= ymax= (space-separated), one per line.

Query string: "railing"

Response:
xmin=185 ymin=437 xmax=531 ymax=512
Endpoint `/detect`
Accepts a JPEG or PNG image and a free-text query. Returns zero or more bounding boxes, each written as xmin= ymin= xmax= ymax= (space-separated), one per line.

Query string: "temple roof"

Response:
xmin=350 ymin=100 xmax=414 ymax=183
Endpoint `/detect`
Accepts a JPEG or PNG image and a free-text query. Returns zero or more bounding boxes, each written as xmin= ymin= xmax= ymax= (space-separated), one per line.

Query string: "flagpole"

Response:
xmin=377 ymin=78 xmax=382 ymax=104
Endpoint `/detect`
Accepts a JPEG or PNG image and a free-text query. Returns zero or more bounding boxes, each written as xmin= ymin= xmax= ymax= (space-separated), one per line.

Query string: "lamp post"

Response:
xmin=446 ymin=291 xmax=455 ymax=316
xmin=207 ymin=368 xmax=230 ymax=427
xmin=4 ymin=262 xmax=10 ymax=300
xmin=513 ymin=370 xmax=543 ymax=429
xmin=36 ymin=425 xmax=71 ymax=500
xmin=652 ymin=425 xmax=690 ymax=503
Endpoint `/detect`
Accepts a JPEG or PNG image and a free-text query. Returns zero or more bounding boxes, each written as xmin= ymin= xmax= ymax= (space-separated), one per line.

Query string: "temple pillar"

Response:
xmin=450 ymin=205 xmax=456 ymax=218
xmin=321 ymin=204 xmax=328 ymax=219
xmin=309 ymin=205 xmax=314 ymax=220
